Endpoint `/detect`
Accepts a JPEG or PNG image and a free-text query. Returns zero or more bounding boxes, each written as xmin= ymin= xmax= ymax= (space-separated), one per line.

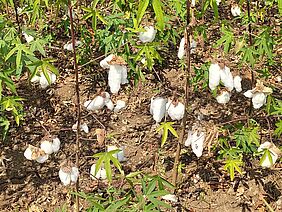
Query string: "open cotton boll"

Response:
xmin=100 ymin=54 xmax=114 ymax=69
xmin=216 ymin=0 xmax=221 ymax=6
xmin=231 ymin=5 xmax=241 ymax=17
xmin=105 ymin=99 xmax=114 ymax=111
xmin=23 ymin=32 xmax=34 ymax=43
xmin=90 ymin=164 xmax=107 ymax=180
xmin=107 ymin=145 xmax=127 ymax=162
xmin=108 ymin=65 xmax=123 ymax=93
xmin=252 ymin=93 xmax=266 ymax=109
xmin=216 ymin=90 xmax=231 ymax=104
xmin=150 ymin=97 xmax=167 ymax=123
xmin=191 ymin=0 xmax=196 ymax=7
xmin=39 ymin=71 xmax=57 ymax=89
xmin=114 ymin=100 xmax=126 ymax=113
xmin=120 ymin=66 xmax=129 ymax=84
xmin=178 ymin=37 xmax=185 ymax=59
xmin=185 ymin=131 xmax=206 ymax=157
xmin=30 ymin=75 xmax=40 ymax=83
xmin=166 ymin=100 xmax=185 ymax=120
xmin=258 ymin=142 xmax=280 ymax=168
xmin=220 ymin=66 xmax=234 ymax=91
xmin=59 ymin=166 xmax=79 ymax=186
xmin=40 ymin=140 xmax=54 ymax=155
xmin=72 ymin=122 xmax=89 ymax=133
xmin=52 ymin=138 xmax=61 ymax=153
xmin=139 ymin=26 xmax=157 ymax=43
xmin=234 ymin=75 xmax=242 ymax=92
xmin=244 ymin=90 xmax=253 ymax=98
xmin=63 ymin=41 xmax=81 ymax=51
xmin=162 ymin=194 xmax=178 ymax=202
xmin=84 ymin=96 xmax=105 ymax=111
xmin=208 ymin=63 xmax=221 ymax=90
xmin=24 ymin=145 xmax=49 ymax=163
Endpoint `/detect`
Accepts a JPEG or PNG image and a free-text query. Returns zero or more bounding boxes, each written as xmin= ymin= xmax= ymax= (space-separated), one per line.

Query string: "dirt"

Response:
xmin=1 ymin=3 xmax=282 ymax=212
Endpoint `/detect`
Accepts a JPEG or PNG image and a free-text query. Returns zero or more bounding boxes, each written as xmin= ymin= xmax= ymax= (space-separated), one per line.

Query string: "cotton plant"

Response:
xmin=63 ymin=41 xmax=82 ymax=51
xmin=166 ymin=99 xmax=185 ymax=120
xmin=84 ymin=92 xmax=113 ymax=111
xmin=258 ymin=142 xmax=281 ymax=168
xmin=59 ymin=161 xmax=79 ymax=186
xmin=231 ymin=5 xmax=241 ymax=17
xmin=24 ymin=145 xmax=49 ymax=163
xmin=150 ymin=97 xmax=167 ymax=123
xmin=72 ymin=122 xmax=89 ymax=133
xmin=185 ymin=129 xmax=206 ymax=157
xmin=100 ymin=55 xmax=128 ymax=94
xmin=244 ymin=80 xmax=272 ymax=109
xmin=107 ymin=145 xmax=127 ymax=162
xmin=139 ymin=26 xmax=157 ymax=43
xmin=90 ymin=163 xmax=107 ymax=180
xmin=31 ymin=70 xmax=57 ymax=89
xmin=177 ymin=37 xmax=197 ymax=59
xmin=40 ymin=137 xmax=60 ymax=155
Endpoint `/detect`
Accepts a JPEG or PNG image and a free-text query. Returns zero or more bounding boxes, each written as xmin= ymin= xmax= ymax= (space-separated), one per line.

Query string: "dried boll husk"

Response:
xmin=150 ymin=97 xmax=167 ymax=123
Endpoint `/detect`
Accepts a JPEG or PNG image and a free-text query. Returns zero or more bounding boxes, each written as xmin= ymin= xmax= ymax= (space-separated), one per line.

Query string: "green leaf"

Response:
xmin=136 ymin=0 xmax=150 ymax=27
xmin=274 ymin=120 xmax=282 ymax=138
xmin=152 ymin=0 xmax=164 ymax=31
xmin=156 ymin=122 xmax=178 ymax=147
xmin=224 ymin=159 xmax=243 ymax=181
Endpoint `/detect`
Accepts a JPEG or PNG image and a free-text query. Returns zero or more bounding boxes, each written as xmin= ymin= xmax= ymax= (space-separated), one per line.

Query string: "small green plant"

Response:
xmin=156 ymin=121 xmax=178 ymax=147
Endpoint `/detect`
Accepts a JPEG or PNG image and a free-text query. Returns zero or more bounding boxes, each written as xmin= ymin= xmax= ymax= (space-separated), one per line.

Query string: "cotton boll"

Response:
xmin=162 ymin=194 xmax=178 ymax=202
xmin=114 ymin=100 xmax=126 ymax=113
xmin=31 ymin=75 xmax=40 ymax=83
xmin=260 ymin=152 xmax=278 ymax=168
xmin=52 ymin=138 xmax=61 ymax=153
xmin=41 ymin=140 xmax=54 ymax=155
xmin=252 ymin=92 xmax=266 ymax=109
xmin=234 ymin=75 xmax=242 ymax=92
xmin=105 ymin=99 xmax=114 ymax=111
xmin=220 ymin=66 xmax=234 ymax=91
xmin=244 ymin=90 xmax=253 ymax=98
xmin=108 ymin=65 xmax=123 ymax=93
xmin=72 ymin=122 xmax=89 ymax=133
xmin=166 ymin=100 xmax=185 ymax=120
xmin=185 ymin=131 xmax=206 ymax=157
xmin=35 ymin=154 xmax=49 ymax=163
xmin=231 ymin=5 xmax=241 ymax=17
xmin=258 ymin=142 xmax=279 ymax=168
xmin=84 ymin=96 xmax=105 ymax=111
xmin=24 ymin=145 xmax=34 ymax=160
xmin=107 ymin=145 xmax=127 ymax=162
xmin=100 ymin=54 xmax=114 ymax=69
xmin=63 ymin=43 xmax=73 ymax=51
xmin=216 ymin=0 xmax=221 ymax=6
xmin=120 ymin=66 xmax=128 ymax=84
xmin=178 ymin=37 xmax=185 ymax=59
xmin=150 ymin=97 xmax=167 ymax=123
xmin=90 ymin=164 xmax=107 ymax=180
xmin=70 ymin=167 xmax=79 ymax=183
xmin=191 ymin=0 xmax=196 ymax=7
xmin=23 ymin=32 xmax=34 ymax=43
xmin=59 ymin=168 xmax=71 ymax=186
xmin=216 ymin=91 xmax=231 ymax=104
xmin=39 ymin=71 xmax=57 ymax=89
xmin=208 ymin=63 xmax=221 ymax=90
xmin=139 ymin=26 xmax=157 ymax=43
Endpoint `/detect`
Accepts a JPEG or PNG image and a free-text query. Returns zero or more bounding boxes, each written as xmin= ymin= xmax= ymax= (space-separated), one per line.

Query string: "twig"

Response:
xmin=68 ymin=1 xmax=81 ymax=211
xmin=172 ymin=0 xmax=191 ymax=187
xmin=12 ymin=0 xmax=22 ymax=40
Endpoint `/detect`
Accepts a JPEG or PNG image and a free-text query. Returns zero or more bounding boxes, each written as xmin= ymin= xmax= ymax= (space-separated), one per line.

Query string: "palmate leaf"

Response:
xmin=224 ymin=158 xmax=243 ymax=181
xmin=274 ymin=120 xmax=282 ymax=138
xmin=136 ymin=0 xmax=150 ymax=27
xmin=93 ymin=150 xmax=123 ymax=182
xmin=260 ymin=149 xmax=273 ymax=167
xmin=152 ymin=0 xmax=164 ymax=31
xmin=156 ymin=122 xmax=178 ymax=147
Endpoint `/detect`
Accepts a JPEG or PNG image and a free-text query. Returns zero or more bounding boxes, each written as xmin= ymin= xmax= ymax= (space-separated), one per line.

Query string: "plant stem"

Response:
xmin=68 ymin=1 xmax=81 ymax=211
xmin=172 ymin=0 xmax=191 ymax=187
xmin=12 ymin=0 xmax=22 ymax=39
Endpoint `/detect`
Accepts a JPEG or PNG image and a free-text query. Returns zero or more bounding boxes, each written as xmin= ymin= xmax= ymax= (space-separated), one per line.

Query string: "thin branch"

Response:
xmin=172 ymin=0 xmax=191 ymax=187
xmin=68 ymin=1 xmax=81 ymax=211
xmin=12 ymin=0 xmax=22 ymax=39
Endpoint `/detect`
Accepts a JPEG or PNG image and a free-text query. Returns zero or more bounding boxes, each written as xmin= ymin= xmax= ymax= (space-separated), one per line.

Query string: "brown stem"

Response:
xmin=172 ymin=0 xmax=191 ymax=187
xmin=12 ymin=0 xmax=22 ymax=39
xmin=68 ymin=1 xmax=81 ymax=211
